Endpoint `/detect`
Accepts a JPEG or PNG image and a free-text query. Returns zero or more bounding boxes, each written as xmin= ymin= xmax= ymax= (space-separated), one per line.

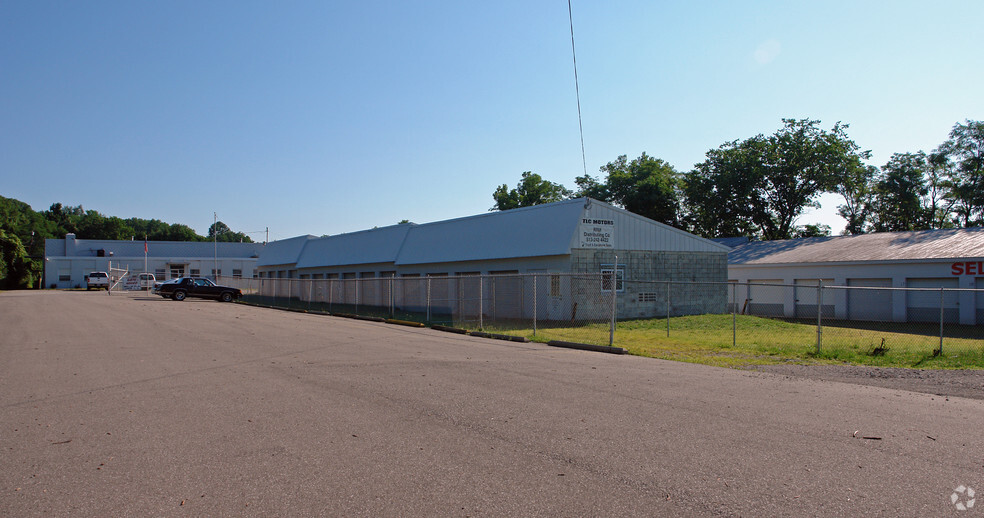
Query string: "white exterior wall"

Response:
xmin=579 ymin=202 xmax=728 ymax=253
xmin=44 ymin=237 xmax=262 ymax=289
xmin=729 ymin=259 xmax=983 ymax=325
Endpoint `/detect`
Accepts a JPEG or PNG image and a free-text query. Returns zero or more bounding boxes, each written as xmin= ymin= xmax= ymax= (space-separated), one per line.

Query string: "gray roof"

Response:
xmin=728 ymin=227 xmax=984 ymax=265
xmin=711 ymin=236 xmax=751 ymax=248
xmin=46 ymin=238 xmax=265 ymax=259
xmin=260 ymin=198 xmax=726 ymax=270
xmin=296 ymin=225 xmax=412 ymax=268
xmin=256 ymin=235 xmax=316 ymax=267
xmin=396 ymin=200 xmax=585 ymax=265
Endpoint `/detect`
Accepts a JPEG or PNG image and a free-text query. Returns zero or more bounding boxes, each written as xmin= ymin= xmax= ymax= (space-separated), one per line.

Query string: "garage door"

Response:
xmin=488 ymin=272 xmax=523 ymax=320
xmin=747 ymin=279 xmax=785 ymax=317
xmin=978 ymin=278 xmax=984 ymax=325
xmin=906 ymin=278 xmax=959 ymax=323
xmin=794 ymin=279 xmax=834 ymax=319
xmin=847 ymin=278 xmax=892 ymax=321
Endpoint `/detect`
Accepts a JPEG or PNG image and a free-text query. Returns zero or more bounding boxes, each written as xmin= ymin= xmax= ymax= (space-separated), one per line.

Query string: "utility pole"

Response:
xmin=213 ymin=212 xmax=218 ymax=280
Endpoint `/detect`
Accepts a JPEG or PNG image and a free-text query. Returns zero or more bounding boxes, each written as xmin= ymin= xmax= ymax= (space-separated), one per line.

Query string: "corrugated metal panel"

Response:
xmin=729 ymin=227 xmax=984 ymax=265
xmin=257 ymin=235 xmax=316 ymax=266
xmin=296 ymin=225 xmax=412 ymax=268
xmin=262 ymin=198 xmax=728 ymax=270
xmin=580 ymin=200 xmax=730 ymax=252
xmin=394 ymin=200 xmax=585 ymax=265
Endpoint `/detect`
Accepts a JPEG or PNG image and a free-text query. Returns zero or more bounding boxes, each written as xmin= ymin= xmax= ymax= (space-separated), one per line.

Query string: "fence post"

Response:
xmin=426 ymin=276 xmax=431 ymax=323
xmin=609 ymin=256 xmax=617 ymax=347
xmin=390 ymin=277 xmax=395 ymax=318
xmin=816 ymin=279 xmax=823 ymax=354
xmin=938 ymin=287 xmax=944 ymax=355
xmin=731 ymin=282 xmax=736 ymax=348
xmin=479 ymin=275 xmax=484 ymax=330
xmin=532 ymin=274 xmax=538 ymax=337
xmin=666 ymin=281 xmax=670 ymax=337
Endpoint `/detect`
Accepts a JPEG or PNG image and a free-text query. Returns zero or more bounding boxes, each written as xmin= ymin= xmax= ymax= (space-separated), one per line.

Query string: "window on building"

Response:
xmin=233 ymin=269 xmax=242 ymax=278
xmin=601 ymin=264 xmax=625 ymax=293
xmin=639 ymin=292 xmax=658 ymax=302
xmin=190 ymin=269 xmax=201 ymax=277
xmin=155 ymin=268 xmax=165 ymax=280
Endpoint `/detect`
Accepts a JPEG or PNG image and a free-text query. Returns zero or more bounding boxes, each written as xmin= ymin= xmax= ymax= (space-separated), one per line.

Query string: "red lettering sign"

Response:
xmin=952 ymin=261 xmax=984 ymax=275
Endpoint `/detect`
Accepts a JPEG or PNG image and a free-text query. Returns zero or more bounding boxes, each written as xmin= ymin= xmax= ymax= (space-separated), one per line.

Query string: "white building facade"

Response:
xmin=44 ymin=234 xmax=264 ymax=289
xmin=726 ymin=228 xmax=984 ymax=325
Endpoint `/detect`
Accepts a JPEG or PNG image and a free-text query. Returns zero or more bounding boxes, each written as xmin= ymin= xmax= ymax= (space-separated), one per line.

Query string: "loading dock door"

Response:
xmin=847 ymin=278 xmax=892 ymax=321
xmin=794 ymin=279 xmax=834 ymax=319
xmin=977 ymin=278 xmax=984 ymax=325
xmin=906 ymin=278 xmax=959 ymax=323
xmin=747 ymin=279 xmax=784 ymax=317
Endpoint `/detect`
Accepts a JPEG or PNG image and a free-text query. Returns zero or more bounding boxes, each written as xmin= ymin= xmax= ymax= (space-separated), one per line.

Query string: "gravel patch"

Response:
xmin=746 ymin=364 xmax=984 ymax=401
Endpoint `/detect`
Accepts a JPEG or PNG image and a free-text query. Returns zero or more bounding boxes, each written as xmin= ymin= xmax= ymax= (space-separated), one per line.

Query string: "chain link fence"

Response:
xmin=217 ymin=274 xmax=984 ymax=363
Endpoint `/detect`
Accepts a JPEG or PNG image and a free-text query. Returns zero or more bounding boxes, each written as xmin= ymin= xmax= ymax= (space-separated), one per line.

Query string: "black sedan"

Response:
xmin=154 ymin=277 xmax=242 ymax=302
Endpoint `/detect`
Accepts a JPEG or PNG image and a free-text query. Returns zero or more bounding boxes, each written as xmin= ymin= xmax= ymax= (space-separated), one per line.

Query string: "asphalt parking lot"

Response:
xmin=2 ymin=290 xmax=982 ymax=516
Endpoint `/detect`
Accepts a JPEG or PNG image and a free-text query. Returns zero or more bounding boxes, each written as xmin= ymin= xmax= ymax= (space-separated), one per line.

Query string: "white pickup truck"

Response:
xmin=84 ymin=271 xmax=110 ymax=290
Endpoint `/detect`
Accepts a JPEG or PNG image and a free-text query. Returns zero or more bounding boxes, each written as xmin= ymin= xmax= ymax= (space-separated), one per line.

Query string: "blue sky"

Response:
xmin=2 ymin=1 xmax=982 ymax=240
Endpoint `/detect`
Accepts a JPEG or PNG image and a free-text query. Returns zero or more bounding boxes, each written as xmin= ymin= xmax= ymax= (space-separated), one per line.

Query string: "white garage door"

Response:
xmin=795 ymin=279 xmax=835 ymax=319
xmin=747 ymin=279 xmax=784 ymax=317
xmin=977 ymin=278 xmax=984 ymax=325
xmin=847 ymin=278 xmax=892 ymax=321
xmin=906 ymin=278 xmax=959 ymax=323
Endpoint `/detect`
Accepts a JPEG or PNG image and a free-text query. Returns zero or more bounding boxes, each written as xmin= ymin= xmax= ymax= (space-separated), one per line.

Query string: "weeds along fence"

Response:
xmin=217 ymin=274 xmax=984 ymax=362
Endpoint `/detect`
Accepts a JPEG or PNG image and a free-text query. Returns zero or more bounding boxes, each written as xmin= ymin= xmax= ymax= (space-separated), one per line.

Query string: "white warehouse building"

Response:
xmin=255 ymin=198 xmax=730 ymax=320
xmin=726 ymin=227 xmax=984 ymax=325
xmin=44 ymin=234 xmax=264 ymax=289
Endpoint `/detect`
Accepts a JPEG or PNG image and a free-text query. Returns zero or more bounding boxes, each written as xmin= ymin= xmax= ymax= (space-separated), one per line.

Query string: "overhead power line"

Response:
xmin=568 ymin=0 xmax=587 ymax=178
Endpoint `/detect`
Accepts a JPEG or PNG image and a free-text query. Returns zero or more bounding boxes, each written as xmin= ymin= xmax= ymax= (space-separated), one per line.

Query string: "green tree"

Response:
xmin=923 ymin=152 xmax=958 ymax=229
xmin=791 ymin=223 xmax=832 ymax=238
xmin=869 ymin=153 xmax=929 ymax=232
xmin=682 ymin=136 xmax=770 ymax=238
xmin=208 ymin=221 xmax=253 ymax=243
xmin=684 ymin=119 xmax=869 ymax=239
xmin=491 ymin=171 xmax=571 ymax=211
xmin=595 ymin=153 xmax=681 ymax=225
xmin=166 ymin=223 xmax=204 ymax=241
xmin=835 ymin=164 xmax=878 ymax=235
xmin=936 ymin=119 xmax=984 ymax=226
xmin=0 ymin=228 xmax=34 ymax=289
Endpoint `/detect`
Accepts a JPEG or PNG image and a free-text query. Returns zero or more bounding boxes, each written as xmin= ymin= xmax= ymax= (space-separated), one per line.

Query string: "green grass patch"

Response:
xmin=480 ymin=314 xmax=984 ymax=369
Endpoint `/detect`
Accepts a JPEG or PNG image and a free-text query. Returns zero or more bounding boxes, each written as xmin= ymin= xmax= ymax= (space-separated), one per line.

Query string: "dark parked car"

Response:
xmin=154 ymin=277 xmax=242 ymax=302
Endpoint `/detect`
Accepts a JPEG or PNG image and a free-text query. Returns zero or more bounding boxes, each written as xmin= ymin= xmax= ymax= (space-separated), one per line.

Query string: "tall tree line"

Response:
xmin=0 ymin=198 xmax=252 ymax=289
xmin=491 ymin=119 xmax=984 ymax=239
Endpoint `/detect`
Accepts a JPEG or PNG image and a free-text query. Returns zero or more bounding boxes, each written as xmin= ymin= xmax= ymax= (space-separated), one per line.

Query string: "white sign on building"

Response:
xmin=579 ymin=218 xmax=615 ymax=249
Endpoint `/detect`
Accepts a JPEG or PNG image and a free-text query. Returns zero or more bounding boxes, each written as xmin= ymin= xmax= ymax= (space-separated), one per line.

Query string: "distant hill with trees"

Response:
xmin=0 ymin=196 xmax=252 ymax=289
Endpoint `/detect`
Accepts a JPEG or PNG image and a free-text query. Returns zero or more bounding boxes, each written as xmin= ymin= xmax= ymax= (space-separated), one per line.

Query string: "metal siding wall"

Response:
xmin=582 ymin=204 xmax=724 ymax=253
